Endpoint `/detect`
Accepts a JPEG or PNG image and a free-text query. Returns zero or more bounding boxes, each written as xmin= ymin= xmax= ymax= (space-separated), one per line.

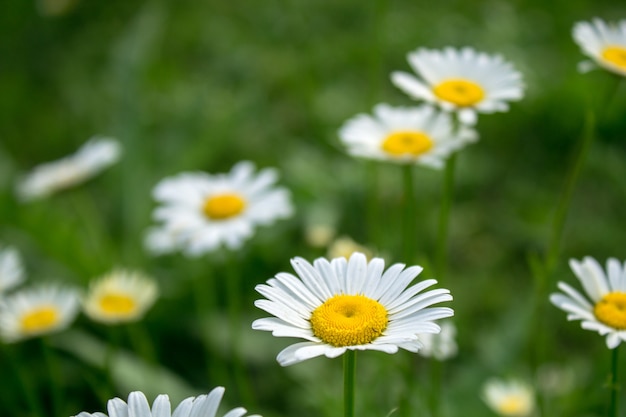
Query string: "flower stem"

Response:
xmin=3 ymin=344 xmax=45 ymax=417
xmin=608 ymin=346 xmax=620 ymax=417
xmin=344 ymin=350 xmax=356 ymax=417
xmin=402 ymin=165 xmax=416 ymax=263
xmin=435 ymin=153 xmax=457 ymax=284
xmin=41 ymin=338 xmax=62 ymax=417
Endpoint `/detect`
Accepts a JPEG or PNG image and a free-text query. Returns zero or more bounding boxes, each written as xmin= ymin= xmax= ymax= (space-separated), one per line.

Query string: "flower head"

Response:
xmin=417 ymin=320 xmax=458 ymax=361
xmin=16 ymin=136 xmax=122 ymax=201
xmin=327 ymin=236 xmax=373 ymax=260
xmin=573 ymin=18 xmax=626 ymax=77
xmin=83 ymin=269 xmax=158 ymax=324
xmin=391 ymin=47 xmax=524 ymax=125
xmin=482 ymin=378 xmax=535 ymax=417
xmin=0 ymin=246 xmax=25 ymax=294
xmin=0 ymin=284 xmax=80 ymax=342
xmin=252 ymin=252 xmax=453 ymax=366
xmin=145 ymin=161 xmax=293 ymax=257
xmin=550 ymin=256 xmax=626 ymax=349
xmin=338 ymin=104 xmax=477 ymax=168
xmin=73 ymin=386 xmax=261 ymax=417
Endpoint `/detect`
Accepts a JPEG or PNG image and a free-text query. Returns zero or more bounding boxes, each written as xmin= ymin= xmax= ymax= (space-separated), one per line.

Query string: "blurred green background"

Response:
xmin=1 ymin=0 xmax=626 ymax=416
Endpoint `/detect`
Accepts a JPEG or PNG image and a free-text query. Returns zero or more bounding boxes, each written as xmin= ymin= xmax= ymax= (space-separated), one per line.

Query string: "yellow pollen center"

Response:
xmin=20 ymin=306 xmax=60 ymax=333
xmin=594 ymin=292 xmax=626 ymax=330
xmin=433 ymin=79 xmax=485 ymax=106
xmin=497 ymin=396 xmax=527 ymax=415
xmin=310 ymin=294 xmax=388 ymax=347
xmin=602 ymin=46 xmax=626 ymax=70
xmin=381 ymin=131 xmax=433 ymax=157
xmin=99 ymin=293 xmax=137 ymax=316
xmin=202 ymin=193 xmax=246 ymax=220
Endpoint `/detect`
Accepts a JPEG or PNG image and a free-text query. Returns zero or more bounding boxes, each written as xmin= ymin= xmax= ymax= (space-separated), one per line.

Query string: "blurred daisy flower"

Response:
xmin=417 ymin=320 xmax=458 ymax=361
xmin=16 ymin=136 xmax=122 ymax=202
xmin=391 ymin=47 xmax=524 ymax=125
xmin=252 ymin=252 xmax=453 ymax=366
xmin=83 ymin=269 xmax=158 ymax=324
xmin=338 ymin=104 xmax=477 ymax=169
xmin=482 ymin=378 xmax=535 ymax=417
xmin=73 ymin=386 xmax=261 ymax=417
xmin=145 ymin=161 xmax=293 ymax=257
xmin=573 ymin=18 xmax=626 ymax=76
xmin=0 ymin=246 xmax=24 ymax=294
xmin=550 ymin=256 xmax=626 ymax=349
xmin=0 ymin=284 xmax=79 ymax=342
xmin=327 ymin=236 xmax=373 ymax=260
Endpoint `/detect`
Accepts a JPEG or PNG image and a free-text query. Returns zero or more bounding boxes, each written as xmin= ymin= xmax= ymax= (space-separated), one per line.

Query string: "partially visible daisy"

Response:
xmin=73 ymin=386 xmax=261 ymax=417
xmin=83 ymin=269 xmax=158 ymax=324
xmin=145 ymin=161 xmax=293 ymax=257
xmin=0 ymin=246 xmax=24 ymax=294
xmin=252 ymin=252 xmax=454 ymax=366
xmin=482 ymin=378 xmax=535 ymax=417
xmin=573 ymin=18 xmax=626 ymax=76
xmin=391 ymin=47 xmax=524 ymax=125
xmin=550 ymin=256 xmax=626 ymax=349
xmin=327 ymin=236 xmax=373 ymax=260
xmin=417 ymin=320 xmax=458 ymax=361
xmin=0 ymin=284 xmax=80 ymax=342
xmin=16 ymin=136 xmax=122 ymax=201
xmin=338 ymin=104 xmax=477 ymax=169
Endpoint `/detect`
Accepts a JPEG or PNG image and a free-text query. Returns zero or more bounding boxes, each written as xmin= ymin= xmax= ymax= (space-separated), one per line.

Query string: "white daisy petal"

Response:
xmin=572 ymin=18 xmax=626 ymax=77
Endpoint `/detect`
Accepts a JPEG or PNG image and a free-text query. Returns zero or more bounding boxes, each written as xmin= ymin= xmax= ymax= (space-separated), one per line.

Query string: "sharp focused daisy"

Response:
xmin=550 ymin=256 xmax=626 ymax=349
xmin=417 ymin=320 xmax=458 ymax=361
xmin=252 ymin=252 xmax=454 ymax=366
xmin=0 ymin=246 xmax=24 ymax=294
xmin=338 ymin=104 xmax=477 ymax=169
xmin=145 ymin=161 xmax=293 ymax=257
xmin=83 ymin=269 xmax=158 ymax=324
xmin=482 ymin=378 xmax=535 ymax=417
xmin=16 ymin=136 xmax=122 ymax=201
xmin=573 ymin=18 xmax=626 ymax=77
xmin=0 ymin=284 xmax=79 ymax=342
xmin=391 ymin=47 xmax=524 ymax=125
xmin=73 ymin=386 xmax=261 ymax=417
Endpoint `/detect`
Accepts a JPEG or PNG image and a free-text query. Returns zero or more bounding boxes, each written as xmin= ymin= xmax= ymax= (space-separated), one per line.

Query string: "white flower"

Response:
xmin=391 ymin=47 xmax=524 ymax=125
xmin=83 ymin=269 xmax=158 ymax=324
xmin=482 ymin=378 xmax=535 ymax=417
xmin=338 ymin=104 xmax=477 ymax=169
xmin=145 ymin=161 xmax=293 ymax=257
xmin=573 ymin=18 xmax=626 ymax=77
xmin=16 ymin=136 xmax=122 ymax=201
xmin=327 ymin=236 xmax=373 ymax=261
xmin=417 ymin=320 xmax=457 ymax=360
xmin=0 ymin=246 xmax=25 ymax=294
xmin=73 ymin=386 xmax=261 ymax=417
xmin=550 ymin=256 xmax=626 ymax=349
xmin=252 ymin=252 xmax=454 ymax=366
xmin=0 ymin=284 xmax=80 ymax=342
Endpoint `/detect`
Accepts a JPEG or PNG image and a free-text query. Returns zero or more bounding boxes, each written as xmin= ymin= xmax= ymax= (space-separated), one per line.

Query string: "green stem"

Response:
xmin=344 ymin=350 xmax=356 ymax=417
xmin=608 ymin=346 xmax=620 ymax=417
xmin=41 ymin=338 xmax=62 ymax=417
xmin=126 ymin=322 xmax=157 ymax=364
xmin=3 ymin=344 xmax=45 ymax=417
xmin=429 ymin=359 xmax=444 ymax=417
xmin=191 ymin=261 xmax=217 ymax=385
xmin=104 ymin=326 xmax=121 ymax=396
xmin=402 ymin=165 xmax=416 ymax=263
xmin=435 ymin=153 xmax=457 ymax=284
xmin=366 ymin=162 xmax=380 ymax=249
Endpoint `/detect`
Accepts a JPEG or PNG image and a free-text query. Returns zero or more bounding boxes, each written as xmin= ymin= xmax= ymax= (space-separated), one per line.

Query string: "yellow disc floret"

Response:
xmin=20 ymin=306 xmax=60 ymax=333
xmin=98 ymin=293 xmax=137 ymax=316
xmin=381 ymin=131 xmax=433 ymax=157
xmin=433 ymin=79 xmax=485 ymax=106
xmin=203 ymin=193 xmax=246 ymax=220
xmin=497 ymin=396 xmax=530 ymax=416
xmin=594 ymin=291 xmax=626 ymax=330
xmin=310 ymin=294 xmax=388 ymax=347
xmin=602 ymin=46 xmax=626 ymax=71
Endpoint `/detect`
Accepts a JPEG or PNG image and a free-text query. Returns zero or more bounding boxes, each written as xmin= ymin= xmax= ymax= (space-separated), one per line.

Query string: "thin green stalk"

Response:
xmin=41 ymin=338 xmax=62 ymax=417
xmin=428 ymin=359 xmax=444 ymax=417
xmin=190 ymin=261 xmax=218 ymax=385
xmin=3 ymin=344 xmax=45 ymax=417
xmin=366 ymin=162 xmax=381 ymax=248
xmin=126 ymin=322 xmax=157 ymax=364
xmin=344 ymin=350 xmax=356 ymax=417
xmin=608 ymin=346 xmax=620 ymax=417
xmin=435 ymin=153 xmax=457 ymax=284
xmin=104 ymin=326 xmax=121 ymax=396
xmin=402 ymin=165 xmax=417 ymax=263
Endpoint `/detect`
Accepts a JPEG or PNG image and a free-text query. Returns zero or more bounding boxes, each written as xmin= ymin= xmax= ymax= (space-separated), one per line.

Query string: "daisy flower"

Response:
xmin=252 ymin=252 xmax=454 ymax=366
xmin=482 ymin=378 xmax=535 ymax=417
xmin=83 ymin=269 xmax=158 ymax=324
xmin=338 ymin=104 xmax=477 ymax=169
xmin=145 ymin=161 xmax=293 ymax=257
xmin=16 ymin=136 xmax=122 ymax=202
xmin=327 ymin=236 xmax=373 ymax=261
xmin=391 ymin=47 xmax=524 ymax=125
xmin=417 ymin=320 xmax=458 ymax=361
xmin=0 ymin=246 xmax=24 ymax=294
xmin=573 ymin=18 xmax=626 ymax=77
xmin=550 ymin=256 xmax=626 ymax=349
xmin=73 ymin=386 xmax=261 ymax=417
xmin=0 ymin=284 xmax=80 ymax=342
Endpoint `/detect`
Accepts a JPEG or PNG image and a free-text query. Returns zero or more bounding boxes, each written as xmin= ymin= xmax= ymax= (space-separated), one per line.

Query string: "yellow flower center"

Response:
xmin=381 ymin=131 xmax=433 ymax=157
xmin=310 ymin=294 xmax=388 ymax=347
xmin=594 ymin=292 xmax=626 ymax=330
xmin=20 ymin=306 xmax=60 ymax=333
xmin=433 ymin=79 xmax=485 ymax=106
xmin=202 ymin=193 xmax=246 ymax=220
xmin=497 ymin=396 xmax=529 ymax=416
xmin=98 ymin=293 xmax=137 ymax=316
xmin=601 ymin=46 xmax=626 ymax=70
